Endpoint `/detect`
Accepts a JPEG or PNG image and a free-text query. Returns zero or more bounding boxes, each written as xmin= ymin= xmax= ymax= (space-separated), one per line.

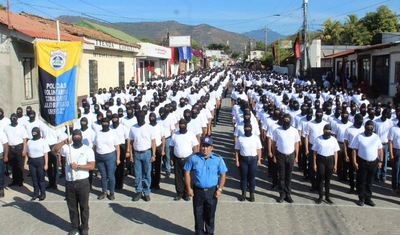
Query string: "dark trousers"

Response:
xmin=9 ymin=144 xmax=24 ymax=184
xmin=151 ymin=146 xmax=162 ymax=188
xmin=193 ymin=186 xmax=218 ymax=235
xmin=238 ymin=155 xmax=257 ymax=192
xmin=115 ymin=144 xmax=126 ymax=189
xmin=337 ymin=142 xmax=348 ymax=180
xmin=276 ymin=151 xmax=295 ymax=196
xmin=268 ymin=150 xmax=278 ymax=186
xmin=60 ymin=157 xmax=66 ymax=178
xmin=347 ymin=148 xmax=358 ymax=190
xmin=174 ymin=157 xmax=188 ymax=196
xmin=28 ymin=157 xmax=46 ymax=197
xmin=66 ymin=178 xmax=90 ymax=233
xmin=316 ymin=155 xmax=334 ymax=198
xmin=357 ymin=157 xmax=378 ymax=202
xmin=47 ymin=150 xmax=58 ymax=187
xmin=299 ymin=136 xmax=307 ymax=173
xmin=308 ymin=144 xmax=316 ymax=188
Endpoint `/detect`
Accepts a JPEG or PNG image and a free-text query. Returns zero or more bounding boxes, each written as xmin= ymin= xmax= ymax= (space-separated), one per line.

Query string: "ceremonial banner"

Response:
xmin=293 ymin=34 xmax=300 ymax=59
xmin=178 ymin=46 xmax=192 ymax=60
xmin=35 ymin=41 xmax=82 ymax=127
xmin=279 ymin=40 xmax=292 ymax=49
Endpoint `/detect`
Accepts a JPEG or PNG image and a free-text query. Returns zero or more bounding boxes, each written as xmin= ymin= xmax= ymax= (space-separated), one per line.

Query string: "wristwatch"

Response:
xmin=217 ymin=188 xmax=223 ymax=192
xmin=77 ymin=165 xmax=81 ymax=170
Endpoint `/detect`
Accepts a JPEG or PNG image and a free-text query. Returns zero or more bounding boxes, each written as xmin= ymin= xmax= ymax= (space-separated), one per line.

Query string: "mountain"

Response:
xmin=57 ymin=15 xmax=254 ymax=53
xmin=242 ymin=29 xmax=287 ymax=45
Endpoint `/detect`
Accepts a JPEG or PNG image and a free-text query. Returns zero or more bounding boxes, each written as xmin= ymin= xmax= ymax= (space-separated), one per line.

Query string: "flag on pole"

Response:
xmin=178 ymin=46 xmax=192 ymax=60
xmin=272 ymin=42 xmax=276 ymax=59
xmin=35 ymin=41 xmax=83 ymax=127
xmin=293 ymin=33 xmax=300 ymax=59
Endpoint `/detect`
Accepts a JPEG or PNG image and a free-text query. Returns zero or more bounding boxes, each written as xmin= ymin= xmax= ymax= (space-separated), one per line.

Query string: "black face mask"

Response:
xmin=192 ymin=113 xmax=198 ymax=119
xmin=16 ymin=112 xmax=23 ymax=118
xmin=368 ymin=114 xmax=375 ymax=120
xmin=102 ymin=124 xmax=110 ymax=132
xmin=112 ymin=120 xmax=120 ymax=129
xmin=334 ymin=112 xmax=341 ymax=119
xmin=150 ymin=107 xmax=155 ymax=111
xmin=32 ymin=132 xmax=40 ymax=140
xmin=84 ymin=108 xmax=90 ymax=114
xmin=137 ymin=116 xmax=146 ymax=126
xmin=127 ymin=112 xmax=134 ymax=119
xmin=354 ymin=120 xmax=363 ymax=129
xmin=184 ymin=115 xmax=191 ymax=123
xmin=11 ymin=119 xmax=18 ymax=127
xmin=179 ymin=125 xmax=188 ymax=134
xmin=180 ymin=102 xmax=186 ymax=107
xmin=117 ymin=101 xmax=122 ymax=106
xmin=325 ymin=109 xmax=332 ymax=115
xmin=341 ymin=116 xmax=348 ymax=124
xmin=293 ymin=105 xmax=299 ymax=111
xmin=244 ymin=129 xmax=252 ymax=137
xmin=282 ymin=121 xmax=291 ymax=130
xmin=365 ymin=128 xmax=373 ymax=137
xmin=149 ymin=118 xmax=157 ymax=126
xmin=118 ymin=112 xmax=124 ymax=118
xmin=273 ymin=113 xmax=280 ymax=121
xmin=81 ymin=123 xmax=88 ymax=131
xmin=323 ymin=131 xmax=331 ymax=140
xmin=72 ymin=138 xmax=83 ymax=148
xmin=360 ymin=110 xmax=367 ymax=116
xmin=315 ymin=114 xmax=323 ymax=123
xmin=381 ymin=115 xmax=387 ymax=122
xmin=29 ymin=116 xmax=35 ymax=123
xmin=0 ymin=112 xmax=4 ymax=120
xmin=301 ymin=109 xmax=307 ymax=116
xmin=243 ymin=117 xmax=250 ymax=124
xmin=350 ymin=109 xmax=357 ymax=115
xmin=306 ymin=114 xmax=313 ymax=121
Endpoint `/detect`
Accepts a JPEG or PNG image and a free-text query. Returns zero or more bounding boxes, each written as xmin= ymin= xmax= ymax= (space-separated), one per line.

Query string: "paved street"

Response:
xmin=1 ymin=95 xmax=400 ymax=235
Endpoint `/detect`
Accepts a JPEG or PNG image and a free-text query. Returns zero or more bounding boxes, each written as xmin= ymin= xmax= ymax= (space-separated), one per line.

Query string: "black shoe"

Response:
xmin=357 ymin=200 xmax=364 ymax=206
xmin=284 ymin=195 xmax=293 ymax=203
xmin=107 ymin=193 xmax=115 ymax=200
xmin=39 ymin=196 xmax=46 ymax=201
xmin=165 ymin=172 xmax=171 ymax=178
xmin=67 ymin=229 xmax=79 ymax=235
xmin=365 ymin=199 xmax=376 ymax=207
xmin=315 ymin=197 xmax=323 ymax=204
xmin=132 ymin=192 xmax=142 ymax=201
xmin=381 ymin=178 xmax=386 ymax=183
xmin=183 ymin=196 xmax=191 ymax=201
xmin=325 ymin=197 xmax=333 ymax=205
xmin=30 ymin=195 xmax=39 ymax=201
xmin=18 ymin=182 xmax=23 ymax=187
xmin=8 ymin=182 xmax=18 ymax=187
xmin=143 ymin=194 xmax=151 ymax=202
xmin=174 ymin=196 xmax=182 ymax=201
xmin=0 ymin=188 xmax=4 ymax=198
xmin=97 ymin=192 xmax=107 ymax=200
xmin=270 ymin=184 xmax=278 ymax=190
xmin=249 ymin=192 xmax=255 ymax=202
xmin=277 ymin=195 xmax=284 ymax=203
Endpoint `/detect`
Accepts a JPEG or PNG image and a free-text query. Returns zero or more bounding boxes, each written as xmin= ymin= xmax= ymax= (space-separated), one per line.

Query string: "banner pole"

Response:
xmin=56 ymin=20 xmax=60 ymax=42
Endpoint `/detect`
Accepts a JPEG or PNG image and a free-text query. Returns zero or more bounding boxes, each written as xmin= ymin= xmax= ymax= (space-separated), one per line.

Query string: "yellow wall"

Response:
xmin=78 ymin=47 xmax=136 ymax=96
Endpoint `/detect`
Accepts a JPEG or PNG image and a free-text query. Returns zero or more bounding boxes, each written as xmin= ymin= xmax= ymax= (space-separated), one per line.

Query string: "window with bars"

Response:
xmin=23 ymin=57 xmax=34 ymax=100
xmin=89 ymin=60 xmax=98 ymax=93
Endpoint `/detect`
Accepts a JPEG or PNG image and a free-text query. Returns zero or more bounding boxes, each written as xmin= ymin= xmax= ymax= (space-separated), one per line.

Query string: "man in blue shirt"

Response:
xmin=184 ymin=137 xmax=227 ymax=235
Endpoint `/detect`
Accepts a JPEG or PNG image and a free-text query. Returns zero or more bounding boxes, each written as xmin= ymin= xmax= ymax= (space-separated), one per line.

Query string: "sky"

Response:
xmin=2 ymin=0 xmax=400 ymax=36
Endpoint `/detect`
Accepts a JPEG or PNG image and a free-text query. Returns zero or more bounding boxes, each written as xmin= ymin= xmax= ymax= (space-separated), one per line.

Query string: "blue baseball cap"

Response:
xmin=201 ymin=137 xmax=213 ymax=146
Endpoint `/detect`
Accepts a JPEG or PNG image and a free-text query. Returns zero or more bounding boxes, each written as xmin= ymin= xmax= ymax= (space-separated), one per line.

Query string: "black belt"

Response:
xmin=67 ymin=178 xmax=89 ymax=183
xmin=317 ymin=154 xmax=333 ymax=158
xmin=277 ymin=150 xmax=295 ymax=157
xmin=382 ymin=143 xmax=388 ymax=145
xmin=165 ymin=136 xmax=171 ymax=140
xmin=338 ymin=142 xmax=344 ymax=144
xmin=357 ymin=156 xmax=378 ymax=163
xmin=134 ymin=148 xmax=151 ymax=154
xmin=10 ymin=143 xmax=22 ymax=149
xmin=193 ymin=185 xmax=217 ymax=191
xmin=175 ymin=157 xmax=188 ymax=160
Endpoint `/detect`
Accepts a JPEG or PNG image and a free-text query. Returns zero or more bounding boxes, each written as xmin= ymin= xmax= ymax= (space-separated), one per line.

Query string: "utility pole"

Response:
xmin=302 ymin=0 xmax=308 ymax=76
xmin=265 ymin=26 xmax=268 ymax=54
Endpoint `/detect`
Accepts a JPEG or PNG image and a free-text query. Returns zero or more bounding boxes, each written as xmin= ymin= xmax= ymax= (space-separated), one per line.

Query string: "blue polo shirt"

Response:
xmin=184 ymin=152 xmax=228 ymax=188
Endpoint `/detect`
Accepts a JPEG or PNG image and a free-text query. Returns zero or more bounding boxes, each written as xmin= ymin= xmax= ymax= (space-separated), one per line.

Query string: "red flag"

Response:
xmin=293 ymin=33 xmax=300 ymax=59
xmin=272 ymin=42 xmax=276 ymax=59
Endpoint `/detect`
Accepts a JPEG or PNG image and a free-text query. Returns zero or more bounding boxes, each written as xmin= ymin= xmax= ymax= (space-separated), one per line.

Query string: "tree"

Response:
xmin=255 ymin=41 xmax=266 ymax=51
xmin=231 ymin=52 xmax=240 ymax=60
xmin=0 ymin=3 xmax=5 ymax=10
xmin=191 ymin=39 xmax=202 ymax=50
xmin=321 ymin=18 xmax=344 ymax=45
xmin=207 ymin=43 xmax=231 ymax=54
xmin=359 ymin=5 xmax=398 ymax=37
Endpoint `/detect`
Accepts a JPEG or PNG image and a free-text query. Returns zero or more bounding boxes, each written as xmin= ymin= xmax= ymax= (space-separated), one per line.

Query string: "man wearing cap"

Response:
xmin=184 ymin=136 xmax=227 ymax=235
xmin=53 ymin=129 xmax=95 ymax=235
